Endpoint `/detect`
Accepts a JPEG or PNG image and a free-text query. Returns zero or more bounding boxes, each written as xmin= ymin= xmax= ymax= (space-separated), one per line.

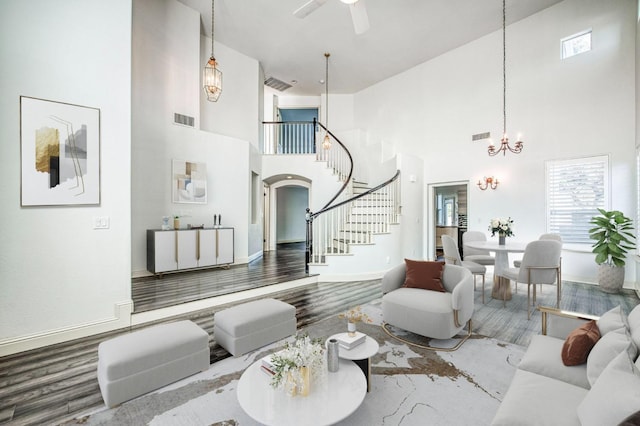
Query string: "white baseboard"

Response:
xmin=0 ymin=301 xmax=133 ymax=357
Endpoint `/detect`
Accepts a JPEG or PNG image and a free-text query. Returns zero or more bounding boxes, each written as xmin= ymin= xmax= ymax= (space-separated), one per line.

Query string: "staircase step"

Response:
xmin=351 ymin=207 xmax=395 ymax=214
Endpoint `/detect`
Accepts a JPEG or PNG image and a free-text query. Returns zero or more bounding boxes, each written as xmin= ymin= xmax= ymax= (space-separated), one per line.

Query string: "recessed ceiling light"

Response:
xmin=319 ymin=79 xmax=325 ymax=84
xmin=340 ymin=0 xmax=358 ymax=4
xmin=291 ymin=80 xmax=298 ymax=85
xmin=287 ymin=175 xmax=293 ymax=179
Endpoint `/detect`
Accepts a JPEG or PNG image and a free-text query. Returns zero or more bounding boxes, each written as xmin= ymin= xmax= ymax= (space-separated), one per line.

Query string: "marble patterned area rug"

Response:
xmin=67 ymin=301 xmax=525 ymax=426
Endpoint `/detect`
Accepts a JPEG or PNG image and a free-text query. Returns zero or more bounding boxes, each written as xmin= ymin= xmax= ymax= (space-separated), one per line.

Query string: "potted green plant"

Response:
xmin=588 ymin=208 xmax=636 ymax=293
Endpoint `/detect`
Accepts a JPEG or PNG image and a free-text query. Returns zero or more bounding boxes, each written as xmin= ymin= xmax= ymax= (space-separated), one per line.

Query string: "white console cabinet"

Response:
xmin=147 ymin=228 xmax=234 ymax=274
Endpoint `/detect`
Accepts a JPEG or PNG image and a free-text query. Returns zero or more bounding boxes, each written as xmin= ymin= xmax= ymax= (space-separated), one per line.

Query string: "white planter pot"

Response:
xmin=598 ymin=264 xmax=625 ymax=293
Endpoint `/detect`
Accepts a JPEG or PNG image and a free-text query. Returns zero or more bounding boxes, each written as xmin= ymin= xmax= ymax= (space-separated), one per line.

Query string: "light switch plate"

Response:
xmin=93 ymin=216 xmax=110 ymax=229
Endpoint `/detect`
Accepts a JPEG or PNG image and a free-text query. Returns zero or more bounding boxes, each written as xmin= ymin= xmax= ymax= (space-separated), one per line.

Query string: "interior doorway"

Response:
xmin=427 ymin=181 xmax=469 ymax=261
xmin=263 ymin=177 xmax=312 ymax=252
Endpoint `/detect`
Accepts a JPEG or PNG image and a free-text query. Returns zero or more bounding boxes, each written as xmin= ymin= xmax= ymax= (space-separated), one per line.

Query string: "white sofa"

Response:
xmin=492 ymin=304 xmax=640 ymax=426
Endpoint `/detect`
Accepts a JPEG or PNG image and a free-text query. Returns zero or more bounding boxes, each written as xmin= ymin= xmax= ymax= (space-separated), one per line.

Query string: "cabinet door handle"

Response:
xmin=196 ymin=230 xmax=200 ymax=261
xmin=174 ymin=231 xmax=178 ymax=263
xmin=216 ymin=230 xmax=219 ymax=260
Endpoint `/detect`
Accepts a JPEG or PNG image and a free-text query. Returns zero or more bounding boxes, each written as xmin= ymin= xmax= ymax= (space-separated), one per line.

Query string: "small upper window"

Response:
xmin=561 ymin=30 xmax=592 ymax=59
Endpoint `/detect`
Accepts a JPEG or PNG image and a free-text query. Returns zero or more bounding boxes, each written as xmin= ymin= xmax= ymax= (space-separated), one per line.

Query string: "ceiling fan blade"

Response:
xmin=349 ymin=0 xmax=369 ymax=34
xmin=293 ymin=0 xmax=328 ymax=19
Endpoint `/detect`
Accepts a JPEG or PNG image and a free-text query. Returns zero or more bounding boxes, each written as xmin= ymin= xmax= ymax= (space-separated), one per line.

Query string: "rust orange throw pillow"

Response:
xmin=561 ymin=320 xmax=601 ymax=366
xmin=403 ymin=259 xmax=445 ymax=292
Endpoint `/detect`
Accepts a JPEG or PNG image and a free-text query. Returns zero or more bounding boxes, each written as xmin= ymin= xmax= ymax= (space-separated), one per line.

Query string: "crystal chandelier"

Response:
xmin=203 ymin=0 xmax=222 ymax=102
xmin=488 ymin=0 xmax=523 ymax=156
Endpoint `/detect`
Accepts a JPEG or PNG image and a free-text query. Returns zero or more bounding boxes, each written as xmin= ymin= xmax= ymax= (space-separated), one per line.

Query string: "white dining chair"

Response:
xmin=512 ymin=233 xmax=562 ymax=294
xmin=442 ymin=235 xmax=487 ymax=303
xmin=462 ymin=231 xmax=495 ymax=266
xmin=501 ymin=240 xmax=562 ymax=319
xmin=513 ymin=233 xmax=562 ymax=268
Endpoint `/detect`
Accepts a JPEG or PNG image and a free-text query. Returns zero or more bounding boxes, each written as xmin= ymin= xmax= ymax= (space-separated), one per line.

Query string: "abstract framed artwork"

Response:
xmin=172 ymin=159 xmax=207 ymax=204
xmin=20 ymin=96 xmax=101 ymax=206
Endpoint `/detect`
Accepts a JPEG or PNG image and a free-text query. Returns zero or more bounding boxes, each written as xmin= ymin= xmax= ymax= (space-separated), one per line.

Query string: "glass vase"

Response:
xmin=347 ymin=320 xmax=357 ymax=337
xmin=498 ymin=233 xmax=506 ymax=245
xmin=285 ymin=371 xmax=298 ymax=396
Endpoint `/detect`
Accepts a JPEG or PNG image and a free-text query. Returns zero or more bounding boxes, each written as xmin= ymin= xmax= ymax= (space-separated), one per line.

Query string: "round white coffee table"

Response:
xmin=327 ymin=333 xmax=379 ymax=392
xmin=237 ymin=358 xmax=366 ymax=426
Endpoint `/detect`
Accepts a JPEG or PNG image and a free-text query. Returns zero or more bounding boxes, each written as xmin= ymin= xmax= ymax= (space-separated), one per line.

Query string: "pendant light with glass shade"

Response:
xmin=203 ymin=0 xmax=222 ymax=102
xmin=322 ymin=52 xmax=331 ymax=150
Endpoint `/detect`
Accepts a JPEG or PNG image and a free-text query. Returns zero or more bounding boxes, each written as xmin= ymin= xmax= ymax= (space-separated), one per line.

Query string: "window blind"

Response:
xmin=546 ymin=155 xmax=609 ymax=244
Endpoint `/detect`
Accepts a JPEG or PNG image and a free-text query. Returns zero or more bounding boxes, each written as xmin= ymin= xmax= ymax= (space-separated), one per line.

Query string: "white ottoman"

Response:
xmin=97 ymin=320 xmax=209 ymax=408
xmin=214 ymin=298 xmax=297 ymax=356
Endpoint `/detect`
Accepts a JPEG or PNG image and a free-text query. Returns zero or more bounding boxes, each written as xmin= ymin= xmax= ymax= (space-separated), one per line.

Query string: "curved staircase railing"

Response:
xmin=305 ymin=169 xmax=401 ymax=273
xmin=261 ymin=119 xmax=400 ymax=274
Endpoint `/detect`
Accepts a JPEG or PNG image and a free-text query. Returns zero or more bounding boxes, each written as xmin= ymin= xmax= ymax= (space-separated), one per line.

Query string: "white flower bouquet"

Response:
xmin=269 ymin=334 xmax=325 ymax=390
xmin=489 ymin=217 xmax=514 ymax=237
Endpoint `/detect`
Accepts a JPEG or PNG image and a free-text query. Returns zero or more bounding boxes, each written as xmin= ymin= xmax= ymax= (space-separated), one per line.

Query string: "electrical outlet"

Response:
xmin=93 ymin=216 xmax=110 ymax=229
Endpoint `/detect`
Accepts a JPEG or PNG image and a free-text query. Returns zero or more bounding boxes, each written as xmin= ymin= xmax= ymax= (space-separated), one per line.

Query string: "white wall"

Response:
xmin=200 ymin=39 xmax=261 ymax=148
xmin=354 ymin=0 xmax=637 ymax=285
xmin=262 ymin=155 xmax=343 ymax=212
xmin=635 ymin=0 xmax=640 ymax=288
xmin=0 ymin=0 xmax=132 ymax=353
xmin=131 ymin=0 xmax=262 ymax=274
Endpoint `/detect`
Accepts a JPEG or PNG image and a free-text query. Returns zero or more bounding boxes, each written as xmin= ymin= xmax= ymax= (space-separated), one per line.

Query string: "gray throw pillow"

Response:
xmin=597 ymin=305 xmax=627 ymax=336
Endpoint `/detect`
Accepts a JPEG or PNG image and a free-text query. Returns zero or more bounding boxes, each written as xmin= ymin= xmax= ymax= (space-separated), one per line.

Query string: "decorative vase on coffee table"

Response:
xmin=498 ymin=232 xmax=506 ymax=245
xmin=284 ymin=366 xmax=310 ymax=397
xmin=347 ymin=321 xmax=356 ymax=337
xmin=298 ymin=366 xmax=310 ymax=396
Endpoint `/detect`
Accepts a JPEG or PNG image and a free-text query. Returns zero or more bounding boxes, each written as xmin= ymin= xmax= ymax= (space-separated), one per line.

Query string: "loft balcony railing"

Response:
xmin=261 ymin=120 xmax=400 ymax=274
xmin=262 ymin=119 xmax=351 ymax=184
xmin=262 ymin=120 xmax=317 ymax=155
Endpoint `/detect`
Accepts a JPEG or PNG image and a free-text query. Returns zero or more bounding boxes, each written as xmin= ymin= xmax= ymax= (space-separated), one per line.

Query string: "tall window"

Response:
xmin=546 ymin=155 xmax=609 ymax=243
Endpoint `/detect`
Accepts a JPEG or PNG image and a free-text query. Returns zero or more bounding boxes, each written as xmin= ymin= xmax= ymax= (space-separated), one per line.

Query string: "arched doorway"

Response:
xmin=263 ymin=175 xmax=311 ymax=252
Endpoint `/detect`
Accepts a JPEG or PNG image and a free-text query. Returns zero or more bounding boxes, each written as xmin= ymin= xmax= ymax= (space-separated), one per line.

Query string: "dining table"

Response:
xmin=463 ymin=240 xmax=529 ymax=301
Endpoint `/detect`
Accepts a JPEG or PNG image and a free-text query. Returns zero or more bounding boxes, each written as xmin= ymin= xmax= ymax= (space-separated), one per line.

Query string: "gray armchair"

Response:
xmin=382 ymin=263 xmax=474 ymax=349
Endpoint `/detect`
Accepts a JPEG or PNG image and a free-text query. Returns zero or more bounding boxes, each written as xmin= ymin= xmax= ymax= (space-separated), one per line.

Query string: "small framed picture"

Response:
xmin=172 ymin=159 xmax=207 ymax=204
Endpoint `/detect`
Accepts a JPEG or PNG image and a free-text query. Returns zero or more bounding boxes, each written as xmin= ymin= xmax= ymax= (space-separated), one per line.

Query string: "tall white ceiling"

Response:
xmin=177 ymin=0 xmax=564 ymax=95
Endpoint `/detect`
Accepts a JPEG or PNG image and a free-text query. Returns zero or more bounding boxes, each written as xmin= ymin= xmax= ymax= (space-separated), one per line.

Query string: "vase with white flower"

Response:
xmin=269 ymin=334 xmax=325 ymax=397
xmin=338 ymin=306 xmax=372 ymax=337
xmin=489 ymin=217 xmax=514 ymax=245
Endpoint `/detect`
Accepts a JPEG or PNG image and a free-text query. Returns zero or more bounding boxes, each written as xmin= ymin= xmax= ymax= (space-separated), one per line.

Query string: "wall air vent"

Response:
xmin=264 ymin=77 xmax=292 ymax=92
xmin=174 ymin=113 xmax=195 ymax=128
xmin=472 ymin=132 xmax=491 ymax=141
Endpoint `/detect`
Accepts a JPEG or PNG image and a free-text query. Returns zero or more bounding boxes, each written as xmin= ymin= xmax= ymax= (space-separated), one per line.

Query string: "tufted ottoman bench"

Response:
xmin=214 ymin=298 xmax=297 ymax=356
xmin=97 ymin=320 xmax=210 ymax=408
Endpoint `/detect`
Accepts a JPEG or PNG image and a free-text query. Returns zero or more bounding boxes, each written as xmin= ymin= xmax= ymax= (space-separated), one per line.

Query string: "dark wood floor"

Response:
xmin=132 ymin=242 xmax=311 ymax=312
xmin=0 ymin=243 xmax=382 ymax=426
